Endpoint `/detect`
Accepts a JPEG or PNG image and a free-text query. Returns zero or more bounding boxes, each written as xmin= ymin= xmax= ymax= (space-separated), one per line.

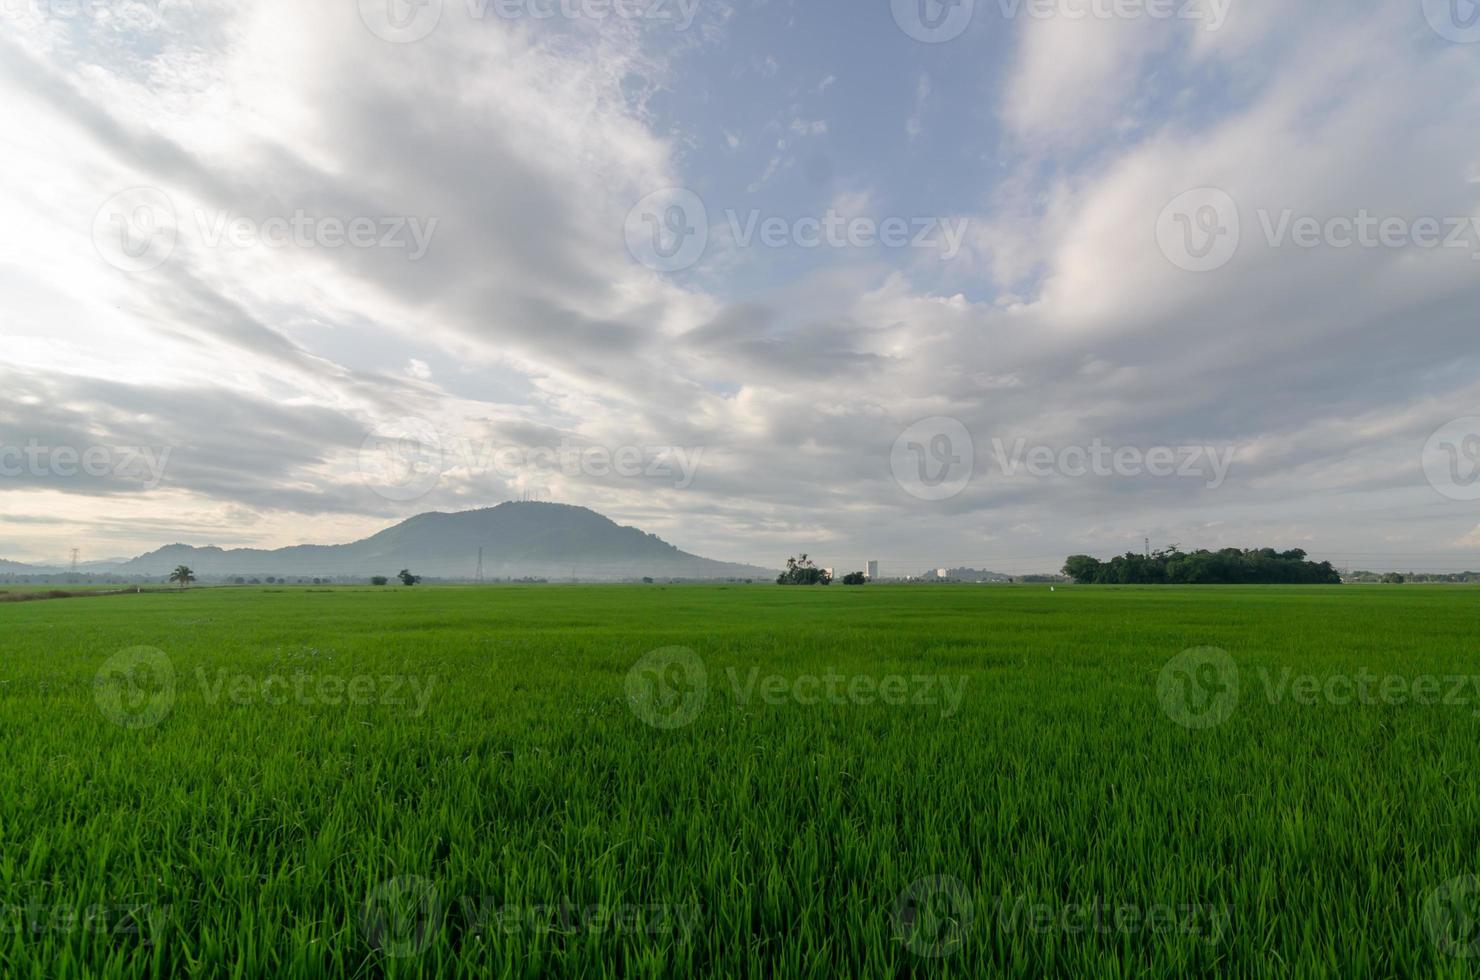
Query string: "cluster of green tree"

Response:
xmin=1062 ymin=548 xmax=1341 ymax=585
xmin=777 ymin=555 xmax=832 ymax=586
xmin=367 ymin=571 xmax=422 ymax=586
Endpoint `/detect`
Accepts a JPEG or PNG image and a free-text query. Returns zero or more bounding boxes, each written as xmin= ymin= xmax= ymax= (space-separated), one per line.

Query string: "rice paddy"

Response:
xmin=3 ymin=583 xmax=1478 ymax=977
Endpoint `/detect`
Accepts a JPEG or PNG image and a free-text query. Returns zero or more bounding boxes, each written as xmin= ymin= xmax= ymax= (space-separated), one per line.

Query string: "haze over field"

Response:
xmin=4 ymin=0 xmax=1480 ymax=573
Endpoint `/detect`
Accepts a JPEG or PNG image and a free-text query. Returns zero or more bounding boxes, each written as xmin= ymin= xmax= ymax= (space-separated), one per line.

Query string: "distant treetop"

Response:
xmin=1062 ymin=548 xmax=1341 ymax=585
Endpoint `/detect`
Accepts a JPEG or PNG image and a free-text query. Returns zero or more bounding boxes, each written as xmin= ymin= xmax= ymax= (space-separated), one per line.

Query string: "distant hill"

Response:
xmin=0 ymin=557 xmax=129 ymax=575
xmin=111 ymin=503 xmax=774 ymax=581
xmin=76 ymin=558 xmax=131 ymax=572
xmin=0 ymin=558 xmax=42 ymax=572
xmin=940 ymin=567 xmax=1014 ymax=583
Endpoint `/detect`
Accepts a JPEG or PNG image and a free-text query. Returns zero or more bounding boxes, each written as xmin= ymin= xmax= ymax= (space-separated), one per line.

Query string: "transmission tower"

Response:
xmin=69 ymin=548 xmax=80 ymax=580
xmin=475 ymin=547 xmax=484 ymax=584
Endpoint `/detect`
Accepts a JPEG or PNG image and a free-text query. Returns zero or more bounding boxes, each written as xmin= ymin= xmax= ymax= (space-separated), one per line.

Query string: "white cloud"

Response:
xmin=906 ymin=72 xmax=929 ymax=141
xmin=2 ymin=0 xmax=1478 ymax=572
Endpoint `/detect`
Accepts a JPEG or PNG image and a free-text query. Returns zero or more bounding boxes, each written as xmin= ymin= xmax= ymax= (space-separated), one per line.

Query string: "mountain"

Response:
xmin=77 ymin=558 xmax=131 ymax=572
xmin=113 ymin=503 xmax=774 ymax=581
xmin=0 ymin=558 xmax=43 ymax=573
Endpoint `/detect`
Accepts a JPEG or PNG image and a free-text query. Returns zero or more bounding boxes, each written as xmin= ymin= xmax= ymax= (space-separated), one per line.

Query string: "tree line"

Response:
xmin=1063 ymin=548 xmax=1341 ymax=585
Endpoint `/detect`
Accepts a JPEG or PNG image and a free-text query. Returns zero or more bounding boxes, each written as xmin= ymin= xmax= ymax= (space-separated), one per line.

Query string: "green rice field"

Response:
xmin=3 ymin=584 xmax=1479 ymax=977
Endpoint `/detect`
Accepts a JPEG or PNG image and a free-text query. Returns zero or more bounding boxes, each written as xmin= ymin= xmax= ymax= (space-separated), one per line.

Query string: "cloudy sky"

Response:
xmin=2 ymin=0 xmax=1479 ymax=574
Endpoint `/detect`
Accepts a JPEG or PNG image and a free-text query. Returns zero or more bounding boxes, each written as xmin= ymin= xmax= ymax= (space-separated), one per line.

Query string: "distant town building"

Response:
xmin=866 ymin=560 xmax=879 ymax=580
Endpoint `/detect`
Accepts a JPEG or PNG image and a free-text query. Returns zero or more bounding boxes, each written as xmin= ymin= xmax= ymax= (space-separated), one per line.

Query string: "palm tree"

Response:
xmin=169 ymin=565 xmax=196 ymax=589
